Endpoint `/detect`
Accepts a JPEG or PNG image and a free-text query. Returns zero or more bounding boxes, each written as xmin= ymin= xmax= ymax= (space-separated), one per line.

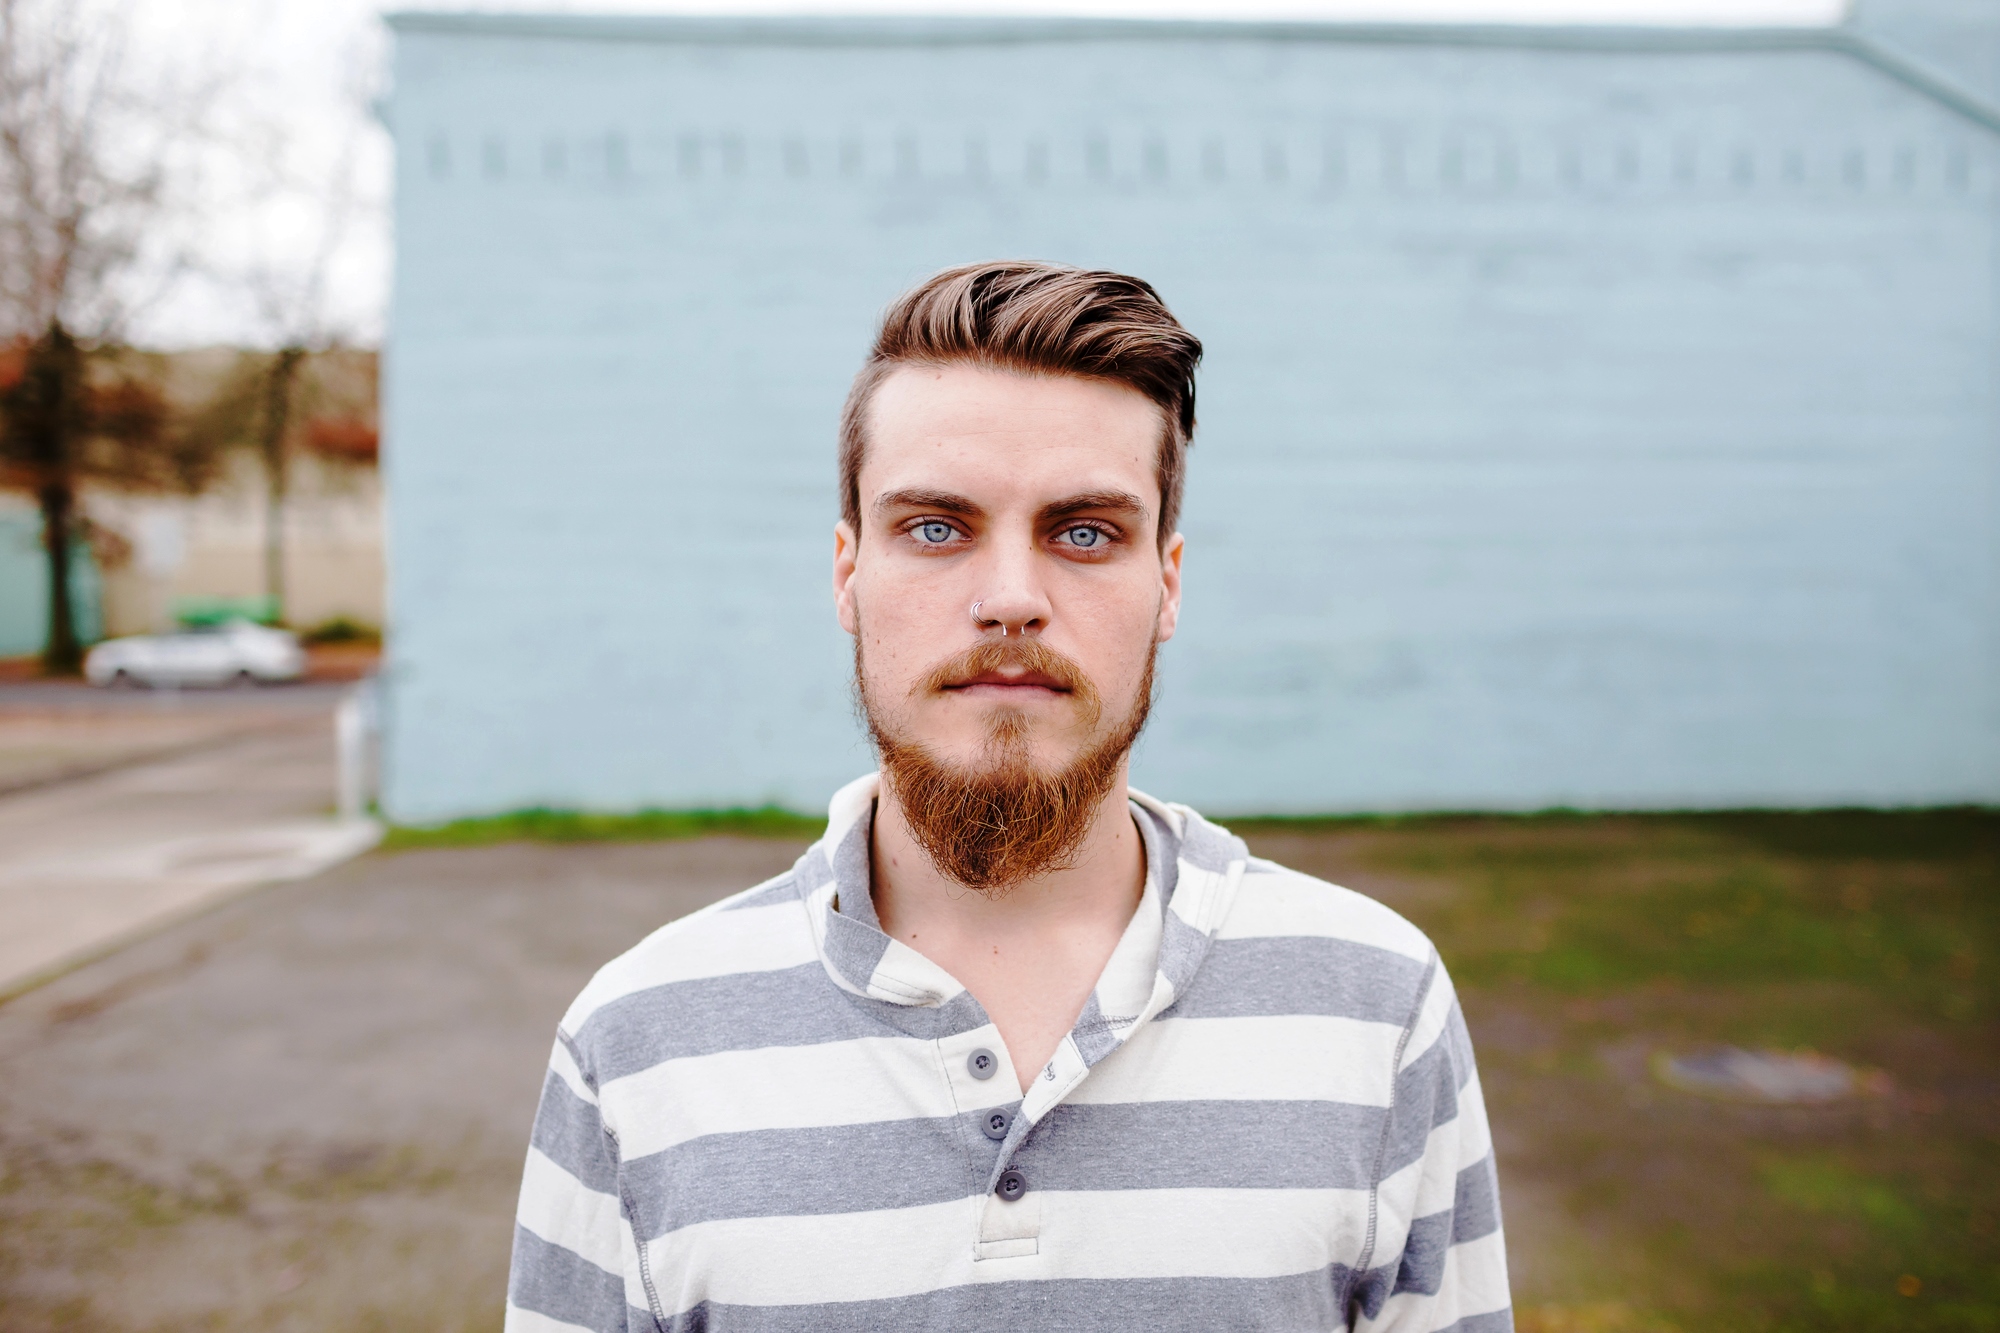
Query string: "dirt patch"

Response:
xmin=1236 ymin=813 xmax=2000 ymax=1331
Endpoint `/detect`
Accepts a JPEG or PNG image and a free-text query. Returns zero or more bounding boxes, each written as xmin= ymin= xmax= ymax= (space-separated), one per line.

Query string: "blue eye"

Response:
xmin=917 ymin=522 xmax=954 ymax=544
xmin=1063 ymin=526 xmax=1102 ymax=548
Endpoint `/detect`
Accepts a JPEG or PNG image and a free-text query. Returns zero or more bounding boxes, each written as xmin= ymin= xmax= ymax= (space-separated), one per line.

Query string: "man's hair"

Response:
xmin=839 ymin=261 xmax=1203 ymax=546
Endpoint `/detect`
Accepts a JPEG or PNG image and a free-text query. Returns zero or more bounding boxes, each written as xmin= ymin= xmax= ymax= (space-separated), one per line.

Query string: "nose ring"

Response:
xmin=971 ymin=600 xmax=1011 ymax=637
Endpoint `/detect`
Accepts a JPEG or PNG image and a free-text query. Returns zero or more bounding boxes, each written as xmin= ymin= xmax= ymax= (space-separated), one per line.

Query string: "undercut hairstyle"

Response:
xmin=839 ymin=261 xmax=1203 ymax=547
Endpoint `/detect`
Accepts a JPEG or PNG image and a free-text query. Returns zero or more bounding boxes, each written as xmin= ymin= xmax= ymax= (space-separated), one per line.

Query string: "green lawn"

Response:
xmin=1235 ymin=810 xmax=1999 ymax=1332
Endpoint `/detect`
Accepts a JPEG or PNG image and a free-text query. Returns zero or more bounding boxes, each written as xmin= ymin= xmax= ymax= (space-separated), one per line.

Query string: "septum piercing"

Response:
xmin=971 ymin=599 xmax=1012 ymax=637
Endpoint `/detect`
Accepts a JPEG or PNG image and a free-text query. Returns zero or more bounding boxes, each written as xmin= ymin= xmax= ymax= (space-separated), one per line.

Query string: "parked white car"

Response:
xmin=84 ymin=620 xmax=307 ymax=688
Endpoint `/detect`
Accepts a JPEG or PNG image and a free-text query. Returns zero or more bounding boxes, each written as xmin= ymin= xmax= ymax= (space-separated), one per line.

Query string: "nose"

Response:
xmin=969 ymin=546 xmax=1050 ymax=638
xmin=971 ymin=599 xmax=1044 ymax=636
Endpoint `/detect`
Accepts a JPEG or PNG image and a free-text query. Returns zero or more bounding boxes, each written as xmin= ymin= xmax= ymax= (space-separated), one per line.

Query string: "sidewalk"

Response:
xmin=0 ymin=694 xmax=380 ymax=997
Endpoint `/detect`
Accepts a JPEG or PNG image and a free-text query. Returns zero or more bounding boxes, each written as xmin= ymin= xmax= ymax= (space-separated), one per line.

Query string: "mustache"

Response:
xmin=913 ymin=637 xmax=1098 ymax=709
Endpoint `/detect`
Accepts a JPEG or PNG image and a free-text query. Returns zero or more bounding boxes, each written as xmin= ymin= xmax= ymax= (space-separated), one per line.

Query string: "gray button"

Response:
xmin=996 ymin=1168 xmax=1027 ymax=1202
xmin=967 ymin=1048 xmax=998 ymax=1080
xmin=980 ymin=1109 xmax=1011 ymax=1141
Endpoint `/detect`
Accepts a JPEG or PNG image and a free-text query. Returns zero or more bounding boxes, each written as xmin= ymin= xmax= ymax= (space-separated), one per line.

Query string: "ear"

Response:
xmin=833 ymin=519 xmax=860 ymax=636
xmin=1155 ymin=530 xmax=1184 ymax=643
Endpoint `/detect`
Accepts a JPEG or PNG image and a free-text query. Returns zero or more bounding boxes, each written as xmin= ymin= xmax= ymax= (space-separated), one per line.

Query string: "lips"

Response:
xmin=944 ymin=670 xmax=1071 ymax=693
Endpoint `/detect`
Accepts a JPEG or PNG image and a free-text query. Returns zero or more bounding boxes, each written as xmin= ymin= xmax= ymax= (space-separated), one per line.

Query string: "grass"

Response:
xmin=1233 ymin=809 xmax=1999 ymax=1332
xmin=380 ymin=805 xmax=825 ymax=851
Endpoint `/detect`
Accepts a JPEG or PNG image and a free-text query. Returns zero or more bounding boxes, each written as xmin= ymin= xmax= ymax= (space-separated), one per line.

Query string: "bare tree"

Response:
xmin=224 ymin=37 xmax=380 ymax=625
xmin=0 ymin=0 xmax=208 ymax=670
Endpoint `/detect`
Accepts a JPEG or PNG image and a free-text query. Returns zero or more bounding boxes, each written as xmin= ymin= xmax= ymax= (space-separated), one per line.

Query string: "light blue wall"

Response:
xmin=383 ymin=13 xmax=2000 ymax=820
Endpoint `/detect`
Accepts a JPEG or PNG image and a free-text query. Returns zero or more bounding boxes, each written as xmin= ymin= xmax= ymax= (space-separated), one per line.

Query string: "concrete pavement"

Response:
xmin=0 ymin=686 xmax=380 ymax=997
xmin=0 ymin=837 xmax=802 ymax=1333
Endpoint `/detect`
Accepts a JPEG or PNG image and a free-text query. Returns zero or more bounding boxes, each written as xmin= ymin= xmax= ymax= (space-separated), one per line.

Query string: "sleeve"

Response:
xmin=505 ymin=1031 xmax=646 ymax=1333
xmin=1350 ymin=954 xmax=1513 ymax=1333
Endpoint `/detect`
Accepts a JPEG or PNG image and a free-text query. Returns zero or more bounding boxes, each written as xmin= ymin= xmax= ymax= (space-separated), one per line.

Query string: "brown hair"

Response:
xmin=839 ymin=261 xmax=1203 ymax=547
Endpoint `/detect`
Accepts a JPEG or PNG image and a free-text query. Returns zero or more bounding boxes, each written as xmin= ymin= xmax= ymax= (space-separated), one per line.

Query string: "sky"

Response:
xmin=130 ymin=0 xmax=1850 ymax=348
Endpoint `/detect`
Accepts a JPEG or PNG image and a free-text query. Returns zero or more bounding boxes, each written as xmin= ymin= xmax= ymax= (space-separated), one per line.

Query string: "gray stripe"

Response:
xmin=621 ymin=1113 xmax=991 ymax=1238
xmin=1389 ymin=1158 xmax=1502 ymax=1299
xmin=1133 ymin=800 xmax=1181 ymax=904
xmin=720 ymin=871 xmax=800 ymax=912
xmin=1174 ymin=936 xmax=1428 ymax=1026
xmin=578 ymin=964 xmax=884 ymax=1081
xmin=1446 ymin=1000 xmax=1476 ymax=1091
xmin=623 ymin=1094 xmax=1428 ymax=1239
xmin=509 ymin=1223 xmax=632 ymax=1333
xmin=556 ymin=1027 xmax=594 ymax=1088
xmin=581 ymin=964 xmax=995 ymax=1082
xmin=1454 ymin=1153 xmax=1502 ymax=1245
xmin=1394 ymin=1207 xmax=1453 ymax=1297
xmin=1349 ymin=1254 xmax=1402 ymax=1321
xmin=830 ymin=807 xmax=874 ymax=921
xmin=860 ymin=986 xmax=990 ymax=1042
xmin=1157 ymin=909 xmax=1212 ymax=997
xmin=793 ymin=843 xmax=831 ymax=898
xmin=1023 ymin=1098 xmax=1390 ymax=1192
xmin=1069 ymin=991 xmax=1127 ymax=1066
xmin=822 ymin=911 xmax=893 ymax=997
xmin=1437 ymin=1310 xmax=1515 ymax=1333
xmin=660 ymin=1267 xmax=1356 ymax=1332
xmin=1378 ymin=1031 xmax=1463 ymax=1182
xmin=1178 ymin=809 xmax=1246 ymax=874
xmin=531 ymin=1072 xmax=621 ymax=1196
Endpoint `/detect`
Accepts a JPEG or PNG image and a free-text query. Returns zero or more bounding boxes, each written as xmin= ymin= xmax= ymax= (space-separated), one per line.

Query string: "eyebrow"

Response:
xmin=871 ymin=488 xmax=1149 ymax=525
xmin=873 ymin=488 xmax=985 ymax=519
xmin=1038 ymin=491 xmax=1148 ymax=524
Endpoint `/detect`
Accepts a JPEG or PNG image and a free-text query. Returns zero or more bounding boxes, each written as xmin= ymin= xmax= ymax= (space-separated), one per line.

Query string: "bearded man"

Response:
xmin=505 ymin=262 xmax=1511 ymax=1333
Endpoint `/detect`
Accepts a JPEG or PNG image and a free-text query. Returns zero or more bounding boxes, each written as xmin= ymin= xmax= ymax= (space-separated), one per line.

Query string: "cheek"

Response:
xmin=1070 ymin=579 xmax=1163 ymax=677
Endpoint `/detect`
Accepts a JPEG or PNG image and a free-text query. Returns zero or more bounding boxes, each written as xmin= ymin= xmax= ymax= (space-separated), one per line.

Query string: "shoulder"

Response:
xmin=555 ymin=865 xmax=818 ymax=1051
xmin=1163 ymin=804 xmax=1444 ymax=1027
xmin=1226 ymin=853 xmax=1437 ymax=968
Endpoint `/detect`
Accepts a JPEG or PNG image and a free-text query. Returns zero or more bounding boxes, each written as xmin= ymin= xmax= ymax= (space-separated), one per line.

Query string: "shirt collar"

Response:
xmin=797 ymin=772 xmax=1249 ymax=1067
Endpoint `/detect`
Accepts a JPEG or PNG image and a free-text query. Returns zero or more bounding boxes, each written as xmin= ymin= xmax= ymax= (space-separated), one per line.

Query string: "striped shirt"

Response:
xmin=507 ymin=773 xmax=1511 ymax=1333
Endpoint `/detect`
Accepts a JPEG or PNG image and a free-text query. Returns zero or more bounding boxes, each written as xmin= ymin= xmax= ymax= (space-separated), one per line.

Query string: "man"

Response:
xmin=506 ymin=262 xmax=1510 ymax=1332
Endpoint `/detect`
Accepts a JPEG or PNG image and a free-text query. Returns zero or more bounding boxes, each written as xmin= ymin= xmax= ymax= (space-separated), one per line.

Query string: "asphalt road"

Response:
xmin=0 ymin=837 xmax=806 ymax=1333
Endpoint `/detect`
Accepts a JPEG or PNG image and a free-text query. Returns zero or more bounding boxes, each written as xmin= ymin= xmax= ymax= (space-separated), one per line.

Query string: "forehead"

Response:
xmin=861 ymin=363 xmax=1162 ymax=508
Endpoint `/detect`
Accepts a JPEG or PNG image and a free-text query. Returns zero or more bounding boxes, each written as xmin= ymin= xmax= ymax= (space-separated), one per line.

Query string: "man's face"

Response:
xmin=834 ymin=363 xmax=1184 ymax=781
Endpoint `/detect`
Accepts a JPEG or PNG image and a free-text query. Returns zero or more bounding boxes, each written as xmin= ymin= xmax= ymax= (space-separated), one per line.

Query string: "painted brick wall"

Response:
xmin=383 ymin=15 xmax=2000 ymax=820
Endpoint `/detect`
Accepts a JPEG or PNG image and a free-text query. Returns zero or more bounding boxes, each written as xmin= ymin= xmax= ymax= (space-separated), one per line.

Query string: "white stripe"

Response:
xmin=1070 ymin=1013 xmax=1404 ymax=1107
xmin=1375 ymin=1095 xmax=1491 ymax=1231
xmin=562 ymin=900 xmax=815 ymax=1033
xmin=504 ymin=1303 xmax=603 ymax=1333
xmin=1219 ymin=870 xmax=1433 ymax=961
xmin=546 ymin=1038 xmax=596 ymax=1107
xmin=1363 ymin=1228 xmax=1511 ymax=1333
xmin=1401 ymin=960 xmax=1456 ymax=1073
xmin=650 ymin=1197 xmax=979 ymax=1310
xmin=645 ymin=1186 xmax=1375 ymax=1309
xmin=602 ymin=1035 xmax=959 ymax=1157
xmin=1453 ymin=1067 xmax=1494 ymax=1170
xmin=1031 ymin=1186 xmax=1372 ymax=1280
xmin=869 ymin=937 xmax=966 ymax=1005
xmin=516 ymin=1146 xmax=627 ymax=1277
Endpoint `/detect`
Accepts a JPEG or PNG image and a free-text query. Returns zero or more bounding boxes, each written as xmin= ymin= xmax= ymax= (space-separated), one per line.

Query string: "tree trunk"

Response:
xmin=258 ymin=347 xmax=305 ymax=624
xmin=3 ymin=323 xmax=90 ymax=675
xmin=38 ymin=479 xmax=80 ymax=675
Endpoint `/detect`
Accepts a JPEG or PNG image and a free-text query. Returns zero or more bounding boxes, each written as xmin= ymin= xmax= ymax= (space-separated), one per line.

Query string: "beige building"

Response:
xmin=88 ymin=453 xmax=384 ymax=637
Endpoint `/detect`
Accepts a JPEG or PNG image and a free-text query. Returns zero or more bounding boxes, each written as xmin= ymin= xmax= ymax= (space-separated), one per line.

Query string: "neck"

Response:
xmin=871 ymin=765 xmax=1148 ymax=1085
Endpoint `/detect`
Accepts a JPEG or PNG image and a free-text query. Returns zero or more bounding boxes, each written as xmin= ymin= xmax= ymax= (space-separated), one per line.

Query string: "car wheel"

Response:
xmin=109 ymin=668 xmax=137 ymax=689
xmin=229 ymin=669 xmax=258 ymax=690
